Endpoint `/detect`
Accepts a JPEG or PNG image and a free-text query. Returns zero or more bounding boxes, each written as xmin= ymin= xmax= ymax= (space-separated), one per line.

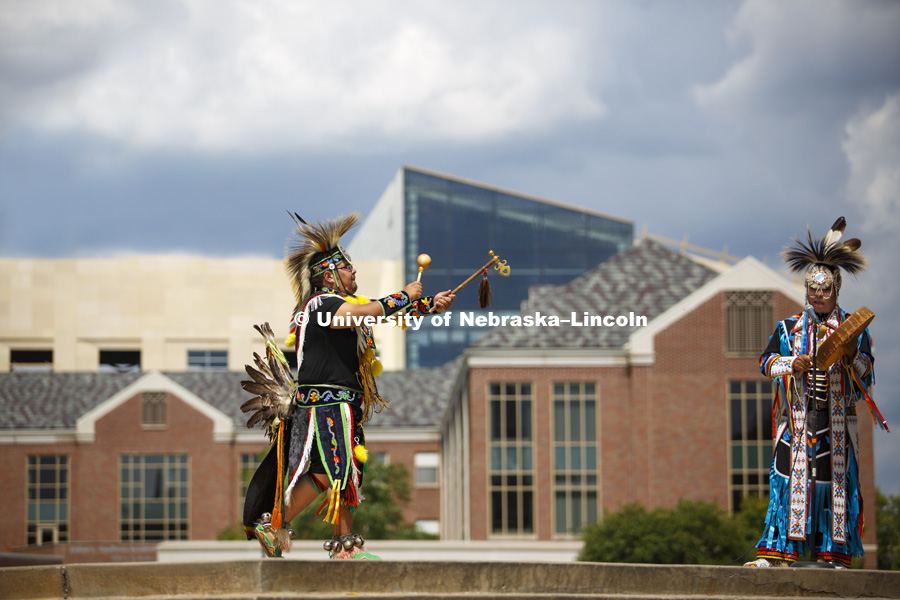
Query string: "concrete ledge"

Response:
xmin=2 ymin=560 xmax=899 ymax=599
xmin=0 ymin=565 xmax=65 ymax=600
xmin=156 ymin=539 xmax=583 ymax=562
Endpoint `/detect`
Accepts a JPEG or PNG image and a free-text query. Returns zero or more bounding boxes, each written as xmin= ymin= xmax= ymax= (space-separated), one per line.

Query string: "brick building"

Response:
xmin=1 ymin=238 xmax=879 ymax=567
xmin=0 ymin=251 xmax=452 ymax=561
xmin=0 ymin=367 xmax=449 ymax=561
xmin=439 ymin=239 xmax=878 ymax=567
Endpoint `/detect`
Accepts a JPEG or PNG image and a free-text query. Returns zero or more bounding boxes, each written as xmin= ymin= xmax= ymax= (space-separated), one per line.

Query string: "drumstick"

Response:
xmin=416 ymin=254 xmax=431 ymax=282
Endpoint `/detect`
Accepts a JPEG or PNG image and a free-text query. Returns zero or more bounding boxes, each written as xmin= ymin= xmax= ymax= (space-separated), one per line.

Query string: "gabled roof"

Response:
xmin=0 ymin=371 xmax=143 ymax=430
xmin=469 ymin=239 xmax=718 ymax=352
xmin=0 ymin=371 xmax=249 ymax=432
xmin=367 ymin=357 xmax=462 ymax=428
xmin=628 ymin=255 xmax=804 ymax=364
xmin=0 ymin=363 xmax=459 ymax=435
xmin=74 ymin=371 xmax=235 ymax=443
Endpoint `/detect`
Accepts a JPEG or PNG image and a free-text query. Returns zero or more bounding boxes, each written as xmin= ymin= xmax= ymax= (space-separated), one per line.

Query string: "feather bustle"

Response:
xmin=243 ymin=363 xmax=269 ymax=384
xmin=240 ymin=381 xmax=271 ymax=396
xmin=239 ymin=322 xmax=295 ymax=439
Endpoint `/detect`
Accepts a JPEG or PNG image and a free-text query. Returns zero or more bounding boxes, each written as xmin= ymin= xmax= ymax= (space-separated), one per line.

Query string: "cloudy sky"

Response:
xmin=1 ymin=0 xmax=899 ymax=495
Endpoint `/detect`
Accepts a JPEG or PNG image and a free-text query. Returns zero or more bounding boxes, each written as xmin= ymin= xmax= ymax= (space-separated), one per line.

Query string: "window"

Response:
xmin=10 ymin=350 xmax=53 ymax=372
xmin=401 ymin=167 xmax=633 ymax=368
xmin=187 ymin=350 xmax=228 ymax=371
xmin=725 ymin=291 xmax=773 ymax=354
xmin=99 ymin=350 xmax=141 ymax=373
xmin=488 ymin=382 xmax=534 ymax=535
xmin=728 ymin=380 xmax=773 ymax=511
xmin=552 ymin=383 xmax=599 ymax=535
xmin=142 ymin=392 xmax=167 ymax=428
xmin=26 ymin=455 xmax=69 ymax=546
xmin=120 ymin=455 xmax=189 ymax=541
xmin=415 ymin=520 xmax=439 ymax=535
xmin=239 ymin=453 xmax=262 ymax=514
xmin=415 ymin=452 xmax=438 ymax=486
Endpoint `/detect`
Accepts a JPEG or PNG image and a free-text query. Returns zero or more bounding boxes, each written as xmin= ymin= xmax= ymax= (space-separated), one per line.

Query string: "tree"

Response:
xmin=218 ymin=456 xmax=437 ymax=541
xmin=877 ymin=487 xmax=900 ymax=571
xmin=579 ymin=499 xmax=763 ymax=565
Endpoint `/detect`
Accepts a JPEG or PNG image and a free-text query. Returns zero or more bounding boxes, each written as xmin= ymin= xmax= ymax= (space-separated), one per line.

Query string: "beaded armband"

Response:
xmin=376 ymin=291 xmax=411 ymax=318
xmin=768 ymin=356 xmax=794 ymax=378
xmin=408 ymin=296 xmax=435 ymax=316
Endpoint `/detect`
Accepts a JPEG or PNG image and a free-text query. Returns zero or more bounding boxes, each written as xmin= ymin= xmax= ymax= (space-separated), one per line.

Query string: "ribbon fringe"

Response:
xmin=323 ymin=480 xmax=341 ymax=525
xmin=850 ymin=368 xmax=889 ymax=431
xmin=271 ymin=420 xmax=285 ymax=530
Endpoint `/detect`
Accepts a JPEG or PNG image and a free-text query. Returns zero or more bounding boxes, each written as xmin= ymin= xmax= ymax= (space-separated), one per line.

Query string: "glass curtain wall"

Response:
xmin=404 ymin=169 xmax=632 ymax=368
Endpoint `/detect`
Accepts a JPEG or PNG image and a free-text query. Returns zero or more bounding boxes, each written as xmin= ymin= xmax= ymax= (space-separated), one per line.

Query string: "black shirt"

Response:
xmin=297 ymin=294 xmax=361 ymax=390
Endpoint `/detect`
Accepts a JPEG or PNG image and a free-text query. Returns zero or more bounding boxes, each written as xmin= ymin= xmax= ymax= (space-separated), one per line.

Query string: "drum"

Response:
xmin=816 ymin=306 xmax=874 ymax=370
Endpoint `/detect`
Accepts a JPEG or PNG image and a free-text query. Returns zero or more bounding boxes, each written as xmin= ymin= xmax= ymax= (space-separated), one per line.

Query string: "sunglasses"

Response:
xmin=809 ymin=286 xmax=834 ymax=299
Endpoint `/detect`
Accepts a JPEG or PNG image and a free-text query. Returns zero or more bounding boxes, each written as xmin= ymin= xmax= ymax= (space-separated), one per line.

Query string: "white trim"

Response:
xmin=74 ymin=371 xmax=234 ymax=443
xmin=234 ymin=430 xmax=270 ymax=444
xmin=626 ymin=257 xmax=804 ymax=364
xmin=364 ymin=427 xmax=439 ymax=443
xmin=0 ymin=430 xmax=76 ymax=445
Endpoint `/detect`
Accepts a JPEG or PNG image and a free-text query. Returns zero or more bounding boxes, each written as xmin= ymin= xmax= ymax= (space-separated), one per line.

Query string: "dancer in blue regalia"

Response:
xmin=746 ymin=217 xmax=887 ymax=568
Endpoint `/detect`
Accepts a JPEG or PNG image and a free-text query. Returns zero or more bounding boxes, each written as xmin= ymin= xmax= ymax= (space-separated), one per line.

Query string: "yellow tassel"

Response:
xmin=330 ymin=483 xmax=341 ymax=525
xmin=332 ymin=498 xmax=340 ymax=525
xmin=371 ymin=359 xmax=383 ymax=377
xmin=344 ymin=295 xmax=370 ymax=305
xmin=285 ymin=331 xmax=296 ymax=348
xmin=323 ymin=480 xmax=341 ymax=524
xmin=323 ymin=490 xmax=334 ymax=523
xmin=354 ymin=444 xmax=368 ymax=463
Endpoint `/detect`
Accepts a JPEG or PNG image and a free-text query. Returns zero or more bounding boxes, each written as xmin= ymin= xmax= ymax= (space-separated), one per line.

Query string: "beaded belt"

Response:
xmin=296 ymin=385 xmax=362 ymax=406
xmin=806 ymin=398 xmax=855 ymax=415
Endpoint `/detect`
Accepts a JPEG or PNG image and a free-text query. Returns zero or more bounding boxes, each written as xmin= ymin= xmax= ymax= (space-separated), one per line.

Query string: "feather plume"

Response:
xmin=823 ymin=216 xmax=846 ymax=248
xmin=782 ymin=217 xmax=866 ymax=275
xmin=841 ymin=238 xmax=861 ymax=252
xmin=240 ymin=322 xmax=295 ymax=440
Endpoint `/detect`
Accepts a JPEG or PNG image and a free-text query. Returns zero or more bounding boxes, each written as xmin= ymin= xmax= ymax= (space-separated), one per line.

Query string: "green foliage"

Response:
xmin=216 ymin=523 xmax=247 ymax=540
xmin=289 ymin=458 xmax=436 ymax=540
xmin=733 ymin=494 xmax=769 ymax=539
xmin=877 ymin=487 xmax=900 ymax=571
xmin=579 ymin=498 xmax=764 ymax=565
xmin=217 ymin=457 xmax=438 ymax=541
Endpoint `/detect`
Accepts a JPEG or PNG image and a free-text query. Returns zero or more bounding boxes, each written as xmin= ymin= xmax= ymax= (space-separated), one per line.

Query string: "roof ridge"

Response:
xmin=473 ymin=239 xmax=720 ymax=350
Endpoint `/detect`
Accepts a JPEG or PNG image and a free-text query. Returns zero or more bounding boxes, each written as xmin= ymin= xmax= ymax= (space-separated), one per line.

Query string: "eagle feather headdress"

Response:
xmin=285 ymin=211 xmax=361 ymax=311
xmin=782 ymin=216 xmax=866 ymax=292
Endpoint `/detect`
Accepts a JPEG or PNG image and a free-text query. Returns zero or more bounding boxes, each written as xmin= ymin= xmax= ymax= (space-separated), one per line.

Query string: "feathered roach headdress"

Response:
xmin=285 ymin=211 xmax=361 ymax=310
xmin=782 ymin=216 xmax=866 ymax=295
xmin=283 ymin=210 xmax=388 ymax=424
